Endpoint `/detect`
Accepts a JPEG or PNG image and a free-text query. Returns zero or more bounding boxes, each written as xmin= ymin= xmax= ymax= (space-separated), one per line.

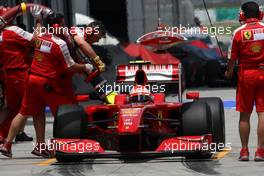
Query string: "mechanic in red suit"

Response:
xmin=0 ymin=31 xmax=7 ymax=127
xmin=45 ymin=13 xmax=107 ymax=103
xmin=0 ymin=13 xmax=94 ymax=158
xmin=63 ymin=20 xmax=107 ymax=103
xmin=34 ymin=15 xmax=107 ymax=158
xmin=226 ymin=1 xmax=264 ymax=161
xmin=0 ymin=6 xmax=45 ymax=143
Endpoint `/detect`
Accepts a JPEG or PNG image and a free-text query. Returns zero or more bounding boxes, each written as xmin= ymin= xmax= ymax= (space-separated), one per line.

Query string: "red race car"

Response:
xmin=53 ymin=62 xmax=225 ymax=162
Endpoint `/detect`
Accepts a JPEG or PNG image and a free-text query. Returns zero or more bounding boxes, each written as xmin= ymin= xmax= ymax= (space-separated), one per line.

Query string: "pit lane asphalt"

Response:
xmin=1 ymin=88 xmax=264 ymax=176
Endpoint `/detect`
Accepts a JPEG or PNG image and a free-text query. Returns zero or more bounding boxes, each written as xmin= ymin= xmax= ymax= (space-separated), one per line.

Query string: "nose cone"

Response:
xmin=118 ymin=108 xmax=142 ymax=133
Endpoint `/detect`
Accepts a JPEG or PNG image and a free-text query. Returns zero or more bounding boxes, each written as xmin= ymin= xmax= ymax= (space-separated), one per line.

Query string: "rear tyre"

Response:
xmin=181 ymin=102 xmax=212 ymax=159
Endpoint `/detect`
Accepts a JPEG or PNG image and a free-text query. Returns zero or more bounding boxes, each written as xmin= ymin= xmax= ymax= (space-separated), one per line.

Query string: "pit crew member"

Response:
xmin=0 ymin=12 xmax=94 ymax=157
xmin=225 ymin=1 xmax=264 ymax=161
xmin=67 ymin=21 xmax=114 ymax=102
xmin=0 ymin=5 xmax=45 ymax=143
xmin=62 ymin=20 xmax=107 ymax=103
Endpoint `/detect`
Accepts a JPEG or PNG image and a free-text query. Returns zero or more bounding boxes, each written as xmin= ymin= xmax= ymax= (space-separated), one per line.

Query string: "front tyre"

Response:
xmin=198 ymin=97 xmax=225 ymax=145
xmin=181 ymin=101 xmax=213 ymax=159
xmin=54 ymin=104 xmax=86 ymax=139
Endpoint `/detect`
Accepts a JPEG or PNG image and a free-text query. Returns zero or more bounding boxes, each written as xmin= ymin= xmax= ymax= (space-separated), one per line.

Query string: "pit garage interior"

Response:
xmin=89 ymin=0 xmax=129 ymax=42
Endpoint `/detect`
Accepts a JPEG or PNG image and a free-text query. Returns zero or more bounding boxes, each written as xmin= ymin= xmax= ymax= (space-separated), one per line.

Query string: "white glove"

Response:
xmin=30 ymin=5 xmax=52 ymax=20
xmin=85 ymin=64 xmax=94 ymax=73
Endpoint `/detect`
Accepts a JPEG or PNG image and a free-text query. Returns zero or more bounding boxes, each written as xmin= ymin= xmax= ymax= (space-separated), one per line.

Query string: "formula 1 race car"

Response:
xmin=53 ymin=62 xmax=225 ymax=162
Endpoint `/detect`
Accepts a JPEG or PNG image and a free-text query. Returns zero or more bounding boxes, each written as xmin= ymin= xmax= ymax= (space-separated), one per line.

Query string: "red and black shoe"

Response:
xmin=15 ymin=132 xmax=33 ymax=142
xmin=0 ymin=141 xmax=12 ymax=158
xmin=254 ymin=148 xmax=264 ymax=161
xmin=31 ymin=143 xmax=54 ymax=158
xmin=239 ymin=148 xmax=249 ymax=161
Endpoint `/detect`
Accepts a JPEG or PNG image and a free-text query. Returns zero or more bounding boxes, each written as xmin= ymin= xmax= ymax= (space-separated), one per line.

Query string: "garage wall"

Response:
xmin=126 ymin=0 xmax=145 ymax=42
xmin=72 ymin=0 xmax=89 ymax=24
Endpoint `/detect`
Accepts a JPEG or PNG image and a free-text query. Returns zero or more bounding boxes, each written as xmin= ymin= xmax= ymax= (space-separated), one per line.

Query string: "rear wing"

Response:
xmin=116 ymin=62 xmax=183 ymax=102
xmin=117 ymin=64 xmax=179 ymax=83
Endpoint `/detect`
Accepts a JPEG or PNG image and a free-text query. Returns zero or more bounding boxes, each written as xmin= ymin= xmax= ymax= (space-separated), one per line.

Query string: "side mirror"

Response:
xmin=186 ymin=92 xmax=200 ymax=100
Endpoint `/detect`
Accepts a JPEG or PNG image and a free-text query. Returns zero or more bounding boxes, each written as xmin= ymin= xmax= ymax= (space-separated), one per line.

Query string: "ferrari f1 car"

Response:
xmin=53 ymin=62 xmax=225 ymax=162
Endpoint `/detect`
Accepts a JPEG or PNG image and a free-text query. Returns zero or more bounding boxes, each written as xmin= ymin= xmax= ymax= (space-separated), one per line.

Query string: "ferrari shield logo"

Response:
xmin=243 ymin=31 xmax=252 ymax=40
xmin=35 ymin=39 xmax=42 ymax=49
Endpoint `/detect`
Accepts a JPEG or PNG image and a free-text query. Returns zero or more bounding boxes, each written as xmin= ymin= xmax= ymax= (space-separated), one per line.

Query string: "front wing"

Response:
xmin=53 ymin=134 xmax=213 ymax=160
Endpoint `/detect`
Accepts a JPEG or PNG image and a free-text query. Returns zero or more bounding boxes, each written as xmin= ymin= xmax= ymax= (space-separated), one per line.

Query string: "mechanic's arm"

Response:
xmin=225 ymin=33 xmax=238 ymax=79
xmin=30 ymin=4 xmax=53 ymax=37
xmin=74 ymin=35 xmax=97 ymax=58
xmin=225 ymin=59 xmax=236 ymax=79
xmin=58 ymin=43 xmax=94 ymax=74
xmin=73 ymin=35 xmax=105 ymax=72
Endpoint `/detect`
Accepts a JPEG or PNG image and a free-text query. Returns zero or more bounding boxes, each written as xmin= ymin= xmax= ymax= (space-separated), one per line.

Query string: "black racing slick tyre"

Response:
xmin=198 ymin=97 xmax=225 ymax=145
xmin=53 ymin=104 xmax=86 ymax=139
xmin=181 ymin=101 xmax=211 ymax=136
xmin=181 ymin=102 xmax=213 ymax=159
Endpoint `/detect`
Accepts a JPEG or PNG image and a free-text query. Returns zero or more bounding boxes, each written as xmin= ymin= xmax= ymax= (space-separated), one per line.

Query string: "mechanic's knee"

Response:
xmin=240 ymin=112 xmax=251 ymax=122
xmin=257 ymin=112 xmax=264 ymax=118
xmin=17 ymin=113 xmax=29 ymax=120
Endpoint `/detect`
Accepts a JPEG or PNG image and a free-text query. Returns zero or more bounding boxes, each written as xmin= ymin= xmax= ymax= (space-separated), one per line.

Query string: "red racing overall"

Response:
xmin=0 ymin=26 xmax=33 ymax=138
xmin=230 ymin=18 xmax=264 ymax=113
xmin=19 ymin=34 xmax=75 ymax=117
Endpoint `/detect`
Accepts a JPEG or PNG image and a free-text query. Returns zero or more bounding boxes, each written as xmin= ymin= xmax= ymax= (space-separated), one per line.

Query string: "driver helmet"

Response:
xmin=129 ymin=85 xmax=153 ymax=103
xmin=129 ymin=69 xmax=153 ymax=103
